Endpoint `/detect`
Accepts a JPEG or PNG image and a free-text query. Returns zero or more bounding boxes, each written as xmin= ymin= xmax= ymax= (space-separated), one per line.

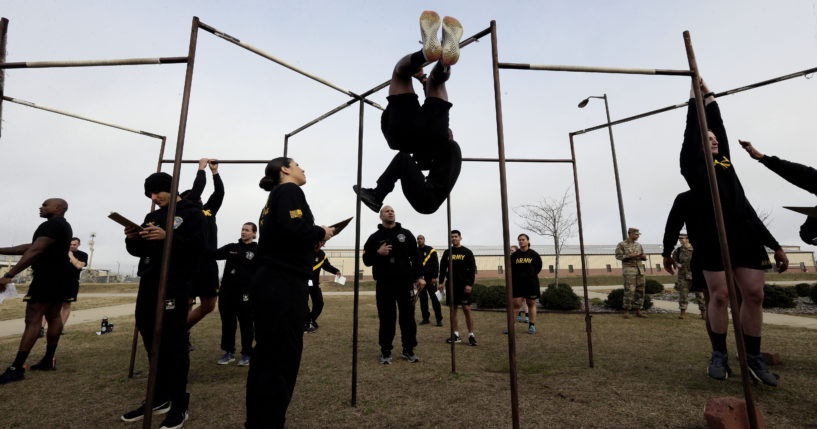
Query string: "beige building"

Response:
xmin=320 ymin=244 xmax=816 ymax=280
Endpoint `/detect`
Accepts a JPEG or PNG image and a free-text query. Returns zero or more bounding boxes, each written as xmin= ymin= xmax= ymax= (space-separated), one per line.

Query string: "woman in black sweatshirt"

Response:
xmin=245 ymin=157 xmax=333 ymax=429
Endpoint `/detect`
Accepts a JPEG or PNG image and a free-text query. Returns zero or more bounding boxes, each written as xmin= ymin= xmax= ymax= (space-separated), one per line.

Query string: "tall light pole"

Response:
xmin=578 ymin=94 xmax=627 ymax=241
xmin=87 ymin=232 xmax=96 ymax=270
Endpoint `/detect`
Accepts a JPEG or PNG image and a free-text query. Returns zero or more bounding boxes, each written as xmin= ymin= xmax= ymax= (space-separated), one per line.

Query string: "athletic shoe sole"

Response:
xmin=419 ymin=11 xmax=442 ymax=62
xmin=441 ymin=16 xmax=463 ymax=66
xmin=159 ymin=411 xmax=189 ymax=429
xmin=121 ymin=402 xmax=171 ymax=422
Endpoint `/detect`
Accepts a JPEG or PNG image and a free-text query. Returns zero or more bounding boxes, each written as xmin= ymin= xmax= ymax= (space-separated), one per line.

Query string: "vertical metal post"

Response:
xmin=129 ymin=136 xmax=166 ymax=379
xmin=569 ymin=133 xmax=594 ymax=368
xmin=445 ymin=198 xmax=456 ymax=373
xmin=683 ymin=30 xmax=758 ymax=429
xmin=489 ymin=20 xmax=520 ymax=429
xmin=0 ymin=17 xmax=9 ymax=139
xmin=350 ymin=99 xmax=364 ymax=407
xmin=602 ymin=94 xmax=627 ymax=241
xmin=143 ymin=17 xmax=199 ymax=429
xmin=283 ymin=134 xmax=289 ymax=158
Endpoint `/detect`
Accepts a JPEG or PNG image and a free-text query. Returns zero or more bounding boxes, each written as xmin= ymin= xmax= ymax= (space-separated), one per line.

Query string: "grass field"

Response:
xmin=1 ymin=294 xmax=817 ymax=428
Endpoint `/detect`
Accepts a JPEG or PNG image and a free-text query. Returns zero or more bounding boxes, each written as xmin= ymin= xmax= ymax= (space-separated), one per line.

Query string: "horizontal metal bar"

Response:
xmin=0 ymin=56 xmax=188 ymax=69
xmin=462 ymin=157 xmax=574 ymax=163
xmin=571 ymin=65 xmax=817 ymax=136
xmin=161 ymin=159 xmax=269 ymax=164
xmin=3 ymin=95 xmax=164 ymax=139
xmin=198 ymin=20 xmax=382 ymax=109
xmin=499 ymin=62 xmax=692 ymax=76
xmin=288 ymin=99 xmax=357 ymax=137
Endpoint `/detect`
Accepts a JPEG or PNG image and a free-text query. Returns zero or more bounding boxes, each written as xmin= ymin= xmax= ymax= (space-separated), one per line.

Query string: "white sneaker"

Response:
xmin=441 ymin=16 xmax=463 ymax=66
xmin=420 ymin=11 xmax=442 ymax=62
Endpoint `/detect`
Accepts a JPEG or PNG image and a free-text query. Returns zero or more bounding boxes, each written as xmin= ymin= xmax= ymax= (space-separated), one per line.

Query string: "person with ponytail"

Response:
xmin=245 ymin=157 xmax=334 ymax=429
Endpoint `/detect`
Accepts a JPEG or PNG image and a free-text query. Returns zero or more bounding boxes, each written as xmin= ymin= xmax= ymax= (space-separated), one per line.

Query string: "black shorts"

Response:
xmin=381 ymin=93 xmax=452 ymax=153
xmin=66 ymin=281 xmax=80 ymax=302
xmin=24 ymin=275 xmax=73 ymax=303
xmin=192 ymin=259 xmax=220 ymax=298
xmin=512 ymin=279 xmax=540 ymax=299
xmin=696 ymin=235 xmax=772 ymax=272
xmin=447 ymin=284 xmax=471 ymax=306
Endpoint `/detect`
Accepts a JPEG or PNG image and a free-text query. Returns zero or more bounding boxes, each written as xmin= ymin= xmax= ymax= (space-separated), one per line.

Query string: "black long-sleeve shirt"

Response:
xmin=215 ymin=239 xmax=258 ymax=290
xmin=125 ymin=198 xmax=206 ymax=297
xmin=510 ymin=248 xmax=542 ymax=289
xmin=311 ymin=249 xmax=340 ymax=286
xmin=257 ymin=182 xmax=325 ymax=280
xmin=439 ymin=245 xmax=476 ymax=288
xmin=680 ymin=99 xmax=779 ymax=251
xmin=188 ymin=170 xmax=225 ymax=254
xmin=661 ymin=191 xmax=697 ymax=258
xmin=758 ymin=154 xmax=817 ymax=244
xmin=362 ymin=222 xmax=422 ymax=283
xmin=419 ymin=245 xmax=439 ymax=279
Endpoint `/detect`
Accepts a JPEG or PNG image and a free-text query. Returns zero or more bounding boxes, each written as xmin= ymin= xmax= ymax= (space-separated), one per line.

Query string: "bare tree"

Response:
xmin=513 ymin=188 xmax=576 ymax=286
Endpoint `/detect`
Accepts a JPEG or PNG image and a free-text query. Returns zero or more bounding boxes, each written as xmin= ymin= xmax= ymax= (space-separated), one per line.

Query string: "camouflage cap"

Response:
xmin=679 ymin=233 xmax=689 ymax=239
xmin=627 ymin=227 xmax=640 ymax=235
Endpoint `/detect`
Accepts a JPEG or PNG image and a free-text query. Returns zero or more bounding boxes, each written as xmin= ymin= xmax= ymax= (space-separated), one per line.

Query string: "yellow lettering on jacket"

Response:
xmin=289 ymin=209 xmax=303 ymax=219
xmin=202 ymin=209 xmax=212 ymax=217
xmin=515 ymin=258 xmax=533 ymax=264
xmin=452 ymin=254 xmax=466 ymax=260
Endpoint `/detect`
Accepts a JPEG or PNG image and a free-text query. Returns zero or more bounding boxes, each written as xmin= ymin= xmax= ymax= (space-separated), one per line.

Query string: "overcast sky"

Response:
xmin=1 ymin=1 xmax=816 ymax=275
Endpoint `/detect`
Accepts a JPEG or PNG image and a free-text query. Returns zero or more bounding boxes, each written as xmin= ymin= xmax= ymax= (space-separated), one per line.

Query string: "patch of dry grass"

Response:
xmin=0 ymin=296 xmax=136 ymax=321
xmin=1 ymin=295 xmax=816 ymax=428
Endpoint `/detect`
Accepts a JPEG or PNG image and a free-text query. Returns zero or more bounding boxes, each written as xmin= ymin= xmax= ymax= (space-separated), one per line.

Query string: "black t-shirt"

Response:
xmin=71 ymin=250 xmax=89 ymax=281
xmin=216 ymin=240 xmax=259 ymax=289
xmin=510 ymin=248 xmax=542 ymax=288
xmin=439 ymin=245 xmax=476 ymax=288
xmin=31 ymin=216 xmax=73 ymax=283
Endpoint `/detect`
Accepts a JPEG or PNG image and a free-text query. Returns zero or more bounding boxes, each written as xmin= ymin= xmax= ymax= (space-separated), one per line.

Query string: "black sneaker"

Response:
xmin=419 ymin=320 xmax=430 ymax=325
xmin=121 ymin=400 xmax=171 ymax=422
xmin=402 ymin=349 xmax=420 ymax=363
xmin=159 ymin=408 xmax=189 ymax=429
xmin=707 ymin=351 xmax=731 ymax=381
xmin=468 ymin=335 xmax=478 ymax=347
xmin=446 ymin=334 xmax=461 ymax=344
xmin=186 ymin=332 xmax=195 ymax=352
xmin=747 ymin=353 xmax=779 ymax=387
xmin=39 ymin=327 xmax=45 ymax=338
xmin=435 ymin=320 xmax=443 ymax=327
xmin=0 ymin=366 xmax=25 ymax=385
xmin=29 ymin=357 xmax=56 ymax=371
xmin=379 ymin=352 xmax=392 ymax=365
xmin=352 ymin=185 xmax=383 ymax=213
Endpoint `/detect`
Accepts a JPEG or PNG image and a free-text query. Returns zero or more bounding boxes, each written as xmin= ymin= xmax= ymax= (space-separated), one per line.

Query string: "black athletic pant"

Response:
xmin=219 ymin=287 xmax=253 ymax=355
xmin=417 ymin=274 xmax=442 ymax=323
xmin=375 ymin=281 xmax=417 ymax=354
xmin=307 ymin=284 xmax=324 ymax=323
xmin=135 ymin=288 xmax=190 ymax=406
xmin=246 ymin=267 xmax=308 ymax=429
xmin=375 ymin=142 xmax=461 ymax=215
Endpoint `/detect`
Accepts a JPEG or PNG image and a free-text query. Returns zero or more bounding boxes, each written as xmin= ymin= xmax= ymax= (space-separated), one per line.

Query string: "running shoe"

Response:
xmin=524 ymin=315 xmax=530 ymax=323
xmin=29 ymin=357 xmax=56 ymax=371
xmin=747 ymin=353 xmax=779 ymax=387
xmin=237 ymin=354 xmax=251 ymax=367
xmin=121 ymin=400 xmax=171 ymax=422
xmin=503 ymin=328 xmax=508 ymax=334
xmin=468 ymin=335 xmax=478 ymax=347
xmin=419 ymin=319 xmax=430 ymax=325
xmin=217 ymin=352 xmax=235 ymax=365
xmin=379 ymin=352 xmax=392 ymax=365
xmin=446 ymin=334 xmax=462 ymax=344
xmin=441 ymin=16 xmax=463 ymax=66
xmin=305 ymin=322 xmax=318 ymax=333
xmin=38 ymin=327 xmax=45 ymax=338
xmin=352 ymin=185 xmax=383 ymax=213
xmin=528 ymin=325 xmax=536 ymax=335
xmin=707 ymin=351 xmax=731 ymax=381
xmin=516 ymin=314 xmax=523 ymax=323
xmin=435 ymin=320 xmax=443 ymax=327
xmin=402 ymin=349 xmax=420 ymax=363
xmin=159 ymin=409 xmax=188 ymax=429
xmin=0 ymin=366 xmax=24 ymax=385
xmin=419 ymin=11 xmax=442 ymax=62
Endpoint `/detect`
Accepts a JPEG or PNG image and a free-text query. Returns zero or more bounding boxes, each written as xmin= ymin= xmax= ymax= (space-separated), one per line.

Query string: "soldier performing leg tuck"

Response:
xmin=416 ymin=234 xmax=443 ymax=326
xmin=120 ymin=173 xmax=206 ymax=428
xmin=363 ymin=206 xmax=424 ymax=364
xmin=215 ymin=222 xmax=258 ymax=366
xmin=680 ymin=79 xmax=788 ymax=386
xmin=0 ymin=198 xmax=74 ymax=383
xmin=615 ymin=228 xmax=647 ymax=319
xmin=354 ymin=11 xmax=463 ymax=215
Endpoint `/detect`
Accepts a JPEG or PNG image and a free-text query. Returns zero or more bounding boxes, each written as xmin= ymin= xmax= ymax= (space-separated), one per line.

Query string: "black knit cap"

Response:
xmin=144 ymin=172 xmax=172 ymax=197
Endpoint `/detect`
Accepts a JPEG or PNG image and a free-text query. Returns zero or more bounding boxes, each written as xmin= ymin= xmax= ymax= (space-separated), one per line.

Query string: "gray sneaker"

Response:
xmin=379 ymin=352 xmax=392 ymax=365
xmin=217 ymin=352 xmax=235 ymax=365
xmin=237 ymin=354 xmax=250 ymax=366
xmin=747 ymin=354 xmax=779 ymax=387
xmin=402 ymin=349 xmax=420 ymax=363
xmin=707 ymin=351 xmax=731 ymax=380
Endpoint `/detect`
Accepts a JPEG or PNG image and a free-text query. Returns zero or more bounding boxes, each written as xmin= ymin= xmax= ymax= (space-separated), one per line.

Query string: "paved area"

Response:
xmin=2 ymin=285 xmax=815 ymax=338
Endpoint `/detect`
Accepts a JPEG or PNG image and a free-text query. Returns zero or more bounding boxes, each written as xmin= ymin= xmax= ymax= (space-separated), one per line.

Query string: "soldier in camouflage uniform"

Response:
xmin=670 ymin=233 xmax=705 ymax=319
xmin=615 ymin=227 xmax=647 ymax=319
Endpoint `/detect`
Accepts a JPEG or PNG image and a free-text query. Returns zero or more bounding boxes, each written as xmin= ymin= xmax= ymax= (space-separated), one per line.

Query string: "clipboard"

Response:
xmin=784 ymin=206 xmax=817 ymax=217
xmin=329 ymin=217 xmax=353 ymax=236
xmin=108 ymin=212 xmax=143 ymax=230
